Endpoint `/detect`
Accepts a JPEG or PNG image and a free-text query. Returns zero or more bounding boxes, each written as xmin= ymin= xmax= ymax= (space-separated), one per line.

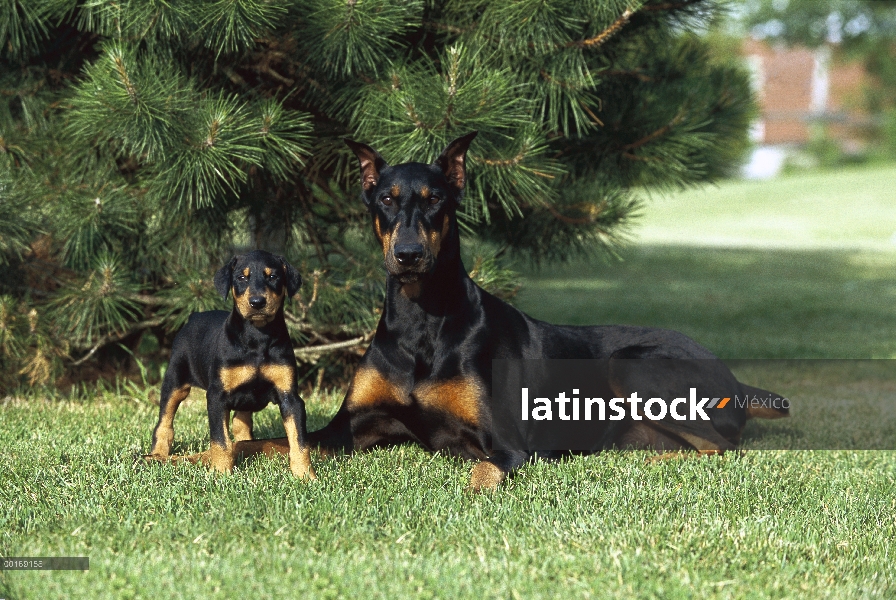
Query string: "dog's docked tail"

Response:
xmin=740 ymin=385 xmax=790 ymax=419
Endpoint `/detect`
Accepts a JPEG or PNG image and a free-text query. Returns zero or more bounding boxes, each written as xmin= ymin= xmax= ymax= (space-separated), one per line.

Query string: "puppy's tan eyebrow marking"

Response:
xmin=390 ymin=184 xmax=401 ymax=198
xmin=420 ymin=186 xmax=430 ymax=199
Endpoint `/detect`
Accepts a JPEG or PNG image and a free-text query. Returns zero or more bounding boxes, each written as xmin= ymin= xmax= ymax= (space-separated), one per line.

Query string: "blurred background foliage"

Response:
xmin=0 ymin=0 xmax=757 ymax=391
xmin=733 ymin=0 xmax=896 ymax=164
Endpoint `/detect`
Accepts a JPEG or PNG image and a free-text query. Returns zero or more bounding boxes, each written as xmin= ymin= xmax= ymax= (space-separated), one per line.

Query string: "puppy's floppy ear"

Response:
xmin=345 ymin=139 xmax=388 ymax=198
xmin=214 ymin=257 xmax=238 ymax=300
xmin=434 ymin=131 xmax=477 ymax=195
xmin=279 ymin=256 xmax=303 ymax=298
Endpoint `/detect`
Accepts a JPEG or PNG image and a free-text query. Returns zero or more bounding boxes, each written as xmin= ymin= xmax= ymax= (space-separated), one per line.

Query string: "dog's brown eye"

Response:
xmin=429 ymin=195 xmax=440 ymax=205
xmin=381 ymin=196 xmax=393 ymax=206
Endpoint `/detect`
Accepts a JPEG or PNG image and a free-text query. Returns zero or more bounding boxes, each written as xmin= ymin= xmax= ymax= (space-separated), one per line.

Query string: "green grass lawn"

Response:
xmin=2 ymin=166 xmax=896 ymax=599
xmin=633 ymin=164 xmax=896 ymax=251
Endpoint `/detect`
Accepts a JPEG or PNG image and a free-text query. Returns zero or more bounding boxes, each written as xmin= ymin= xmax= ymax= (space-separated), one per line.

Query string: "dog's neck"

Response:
xmin=226 ymin=309 xmax=289 ymax=347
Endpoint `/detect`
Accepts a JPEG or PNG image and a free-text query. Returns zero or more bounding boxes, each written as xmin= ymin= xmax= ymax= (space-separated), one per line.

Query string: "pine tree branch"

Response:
xmin=597 ymin=69 xmax=653 ymax=82
xmin=642 ymin=1 xmax=703 ymax=12
xmin=293 ymin=270 xmax=322 ymax=321
xmin=69 ymin=316 xmax=166 ymax=366
xmin=543 ymin=202 xmax=600 ymax=225
xmin=260 ymin=66 xmax=294 ymax=86
xmin=568 ymin=8 xmax=634 ymax=49
xmin=422 ymin=21 xmax=476 ymax=35
xmin=579 ymin=101 xmax=604 ymax=127
xmin=129 ymin=294 xmax=178 ymax=306
xmin=474 ymin=150 xmax=526 ymax=167
xmin=622 ymin=113 xmax=684 ymax=152
xmin=294 ymin=332 xmax=373 ymax=358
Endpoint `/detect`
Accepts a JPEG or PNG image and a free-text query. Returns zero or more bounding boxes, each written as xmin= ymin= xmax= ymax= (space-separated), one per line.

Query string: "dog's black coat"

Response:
xmin=146 ymin=250 xmax=315 ymax=479
xmin=236 ymin=135 xmax=787 ymax=490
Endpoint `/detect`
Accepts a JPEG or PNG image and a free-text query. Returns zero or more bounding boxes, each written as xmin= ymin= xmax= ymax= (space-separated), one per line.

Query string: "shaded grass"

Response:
xmin=515 ymin=247 xmax=896 ymax=359
xmin=731 ymin=360 xmax=896 ymax=450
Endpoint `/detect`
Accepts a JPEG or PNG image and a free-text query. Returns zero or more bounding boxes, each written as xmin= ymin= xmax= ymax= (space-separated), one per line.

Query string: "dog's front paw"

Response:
xmin=289 ymin=448 xmax=317 ymax=481
xmin=467 ymin=461 xmax=505 ymax=492
xmin=207 ymin=445 xmax=234 ymax=473
xmin=291 ymin=462 xmax=317 ymax=481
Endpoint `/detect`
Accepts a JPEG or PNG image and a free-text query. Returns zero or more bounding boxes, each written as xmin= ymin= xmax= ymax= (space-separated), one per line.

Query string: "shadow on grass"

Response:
xmin=515 ymin=245 xmax=896 ymax=359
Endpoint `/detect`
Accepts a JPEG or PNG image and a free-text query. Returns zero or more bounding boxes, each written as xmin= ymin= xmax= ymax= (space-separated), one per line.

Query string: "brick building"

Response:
xmin=744 ymin=38 xmax=869 ymax=147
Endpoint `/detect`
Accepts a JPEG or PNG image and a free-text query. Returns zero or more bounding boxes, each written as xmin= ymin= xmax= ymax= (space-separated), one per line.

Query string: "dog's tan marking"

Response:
xmin=425 ymin=214 xmax=450 ymax=260
xmin=234 ymin=438 xmax=290 ymax=458
xmin=207 ymin=408 xmax=234 ymax=473
xmin=263 ymin=285 xmax=283 ymax=309
xmin=469 ymin=461 xmax=504 ymax=492
xmin=374 ymin=216 xmax=383 ymax=242
xmin=377 ymin=218 xmax=398 ymax=259
xmin=383 ymin=220 xmax=400 ymax=259
xmin=413 ymin=377 xmax=481 ymax=425
xmin=746 ymin=405 xmax=788 ymax=419
xmin=645 ymin=449 xmax=725 ymax=463
xmin=672 ymin=431 xmax=723 ymax=453
xmin=617 ymin=422 xmax=688 ymax=452
xmin=419 ymin=185 xmax=430 ymax=199
xmin=233 ymin=286 xmax=252 ymax=319
xmin=167 ymin=450 xmax=208 ymax=466
xmin=208 ymin=443 xmax=234 ymax=473
xmin=347 ymin=366 xmax=408 ymax=408
xmin=219 ymin=365 xmax=257 ymax=392
xmin=283 ymin=415 xmax=317 ymax=480
xmin=263 ymin=267 xmax=272 ymax=276
xmin=260 ymin=363 xmax=294 ymax=393
xmin=390 ymin=184 xmax=401 ymax=198
xmin=242 ymin=267 xmax=249 ymax=277
xmin=401 ymin=281 xmax=422 ymax=299
xmin=148 ymin=384 xmax=191 ymax=458
xmin=232 ymin=411 xmax=253 ymax=442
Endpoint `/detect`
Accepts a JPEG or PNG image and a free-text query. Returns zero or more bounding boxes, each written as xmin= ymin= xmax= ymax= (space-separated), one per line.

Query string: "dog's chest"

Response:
xmin=217 ymin=356 xmax=294 ymax=408
xmin=349 ymin=366 xmax=484 ymax=426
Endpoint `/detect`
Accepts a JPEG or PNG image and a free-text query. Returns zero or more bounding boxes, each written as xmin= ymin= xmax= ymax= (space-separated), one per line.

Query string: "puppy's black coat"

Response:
xmin=146 ymin=250 xmax=315 ymax=479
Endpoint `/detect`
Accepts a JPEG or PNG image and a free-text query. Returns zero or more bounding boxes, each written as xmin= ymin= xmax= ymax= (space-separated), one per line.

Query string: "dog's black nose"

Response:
xmin=394 ymin=244 xmax=423 ymax=266
xmin=249 ymin=296 xmax=267 ymax=310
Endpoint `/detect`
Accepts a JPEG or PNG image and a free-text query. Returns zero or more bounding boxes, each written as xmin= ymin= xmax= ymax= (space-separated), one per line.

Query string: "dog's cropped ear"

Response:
xmin=214 ymin=257 xmax=238 ymax=300
xmin=434 ymin=131 xmax=477 ymax=194
xmin=279 ymin=256 xmax=303 ymax=298
xmin=345 ymin=139 xmax=388 ymax=196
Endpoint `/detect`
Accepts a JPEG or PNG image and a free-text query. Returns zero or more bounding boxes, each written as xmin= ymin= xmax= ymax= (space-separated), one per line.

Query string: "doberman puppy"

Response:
xmin=234 ymin=134 xmax=787 ymax=490
xmin=145 ymin=250 xmax=316 ymax=480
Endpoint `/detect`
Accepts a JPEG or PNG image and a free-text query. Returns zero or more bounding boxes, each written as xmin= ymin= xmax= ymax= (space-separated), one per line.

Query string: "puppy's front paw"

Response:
xmin=208 ymin=445 xmax=234 ymax=473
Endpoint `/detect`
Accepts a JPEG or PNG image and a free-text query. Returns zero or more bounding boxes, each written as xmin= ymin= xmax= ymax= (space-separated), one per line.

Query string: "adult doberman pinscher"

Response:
xmin=145 ymin=250 xmax=316 ymax=480
xmin=234 ymin=133 xmax=787 ymax=490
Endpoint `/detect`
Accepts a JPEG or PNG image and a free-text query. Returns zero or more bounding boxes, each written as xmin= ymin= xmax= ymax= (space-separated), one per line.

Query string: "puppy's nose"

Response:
xmin=394 ymin=243 xmax=423 ymax=266
xmin=249 ymin=296 xmax=267 ymax=310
